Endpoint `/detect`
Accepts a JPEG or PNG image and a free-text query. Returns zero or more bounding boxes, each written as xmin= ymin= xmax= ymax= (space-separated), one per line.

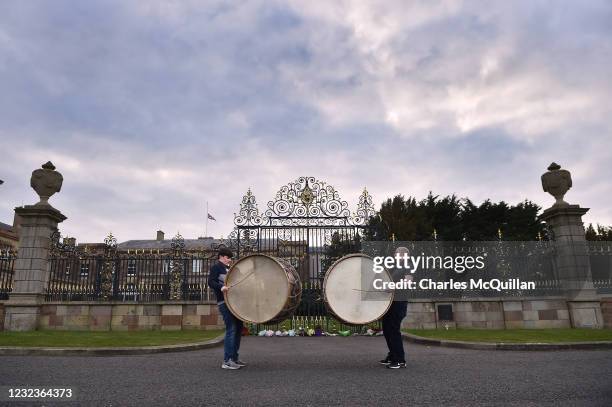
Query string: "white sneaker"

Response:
xmin=221 ymin=359 xmax=241 ymax=370
xmin=234 ymin=359 xmax=247 ymax=367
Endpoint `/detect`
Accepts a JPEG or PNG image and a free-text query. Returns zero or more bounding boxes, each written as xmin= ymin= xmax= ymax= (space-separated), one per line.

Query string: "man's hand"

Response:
xmin=221 ymin=285 xmax=229 ymax=292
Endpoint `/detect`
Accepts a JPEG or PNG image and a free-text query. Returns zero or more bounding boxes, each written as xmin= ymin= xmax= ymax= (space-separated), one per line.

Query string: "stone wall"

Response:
xmin=405 ymin=301 xmax=506 ymax=329
xmin=600 ymin=298 xmax=612 ymax=329
xmin=404 ymin=302 xmax=437 ymax=329
xmin=37 ymin=302 xmax=223 ymax=331
xmin=402 ymin=298 xmax=605 ymax=329
xmin=455 ymin=301 xmax=505 ymax=329
xmin=502 ymin=300 xmax=570 ymax=328
xmin=2 ymin=298 xmax=610 ymax=332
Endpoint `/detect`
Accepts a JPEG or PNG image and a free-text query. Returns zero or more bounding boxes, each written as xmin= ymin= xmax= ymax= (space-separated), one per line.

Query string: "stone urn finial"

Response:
xmin=541 ymin=162 xmax=572 ymax=208
xmin=30 ymin=161 xmax=63 ymax=206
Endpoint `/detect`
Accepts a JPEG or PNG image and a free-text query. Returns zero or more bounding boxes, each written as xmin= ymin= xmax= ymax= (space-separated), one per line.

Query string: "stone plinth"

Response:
xmin=568 ymin=301 xmax=603 ymax=328
xmin=3 ymin=205 xmax=66 ymax=331
xmin=541 ymin=206 xmax=599 ymax=301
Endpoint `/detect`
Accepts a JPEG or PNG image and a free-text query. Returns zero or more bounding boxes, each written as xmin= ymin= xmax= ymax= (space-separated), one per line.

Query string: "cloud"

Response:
xmin=0 ymin=0 xmax=610 ymax=243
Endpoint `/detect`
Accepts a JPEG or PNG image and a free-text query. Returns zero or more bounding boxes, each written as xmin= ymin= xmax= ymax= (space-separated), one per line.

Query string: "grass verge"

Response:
xmin=403 ymin=328 xmax=612 ymax=343
xmin=0 ymin=329 xmax=223 ymax=347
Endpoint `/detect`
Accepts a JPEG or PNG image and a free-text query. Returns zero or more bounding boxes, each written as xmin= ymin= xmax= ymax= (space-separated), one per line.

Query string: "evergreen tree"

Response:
xmin=585 ymin=224 xmax=612 ymax=241
xmin=367 ymin=193 xmax=547 ymax=241
xmin=420 ymin=192 xmax=463 ymax=240
xmin=366 ymin=195 xmax=430 ymax=241
xmin=321 ymin=231 xmax=362 ymax=276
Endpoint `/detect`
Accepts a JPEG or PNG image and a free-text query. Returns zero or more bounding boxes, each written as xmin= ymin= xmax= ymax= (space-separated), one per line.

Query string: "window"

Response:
xmin=192 ymin=259 xmax=202 ymax=274
xmin=80 ymin=263 xmax=89 ymax=278
xmin=127 ymin=259 xmax=137 ymax=276
xmin=163 ymin=259 xmax=171 ymax=274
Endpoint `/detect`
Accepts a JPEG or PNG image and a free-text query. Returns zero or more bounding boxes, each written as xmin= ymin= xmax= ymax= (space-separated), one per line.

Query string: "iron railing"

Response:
xmin=45 ymin=232 xmax=219 ymax=302
xmin=45 ymin=254 xmax=216 ymax=302
xmin=363 ymin=241 xmax=564 ymax=299
xmin=0 ymin=247 xmax=16 ymax=300
xmin=589 ymin=241 xmax=612 ymax=294
xmin=32 ymin=229 xmax=612 ymax=304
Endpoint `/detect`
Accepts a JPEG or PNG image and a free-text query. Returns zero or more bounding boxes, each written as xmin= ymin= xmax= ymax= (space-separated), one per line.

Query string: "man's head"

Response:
xmin=395 ymin=246 xmax=409 ymax=257
xmin=218 ymin=247 xmax=234 ymax=266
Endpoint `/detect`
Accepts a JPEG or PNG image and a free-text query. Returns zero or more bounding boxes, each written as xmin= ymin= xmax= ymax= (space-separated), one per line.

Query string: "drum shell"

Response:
xmin=225 ymin=254 xmax=302 ymax=324
xmin=323 ymin=253 xmax=394 ymax=325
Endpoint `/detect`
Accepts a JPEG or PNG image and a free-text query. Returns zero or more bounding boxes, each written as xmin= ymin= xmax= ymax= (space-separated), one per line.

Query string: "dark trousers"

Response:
xmin=382 ymin=301 xmax=407 ymax=363
xmin=218 ymin=302 xmax=243 ymax=362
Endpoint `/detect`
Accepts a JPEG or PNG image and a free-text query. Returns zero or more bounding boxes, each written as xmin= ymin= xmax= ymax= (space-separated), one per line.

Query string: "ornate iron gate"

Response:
xmin=228 ymin=177 xmax=375 ymax=329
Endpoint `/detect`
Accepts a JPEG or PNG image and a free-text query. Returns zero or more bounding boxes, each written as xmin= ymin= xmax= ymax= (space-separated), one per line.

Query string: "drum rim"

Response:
xmin=323 ymin=252 xmax=395 ymax=325
xmin=225 ymin=253 xmax=294 ymax=324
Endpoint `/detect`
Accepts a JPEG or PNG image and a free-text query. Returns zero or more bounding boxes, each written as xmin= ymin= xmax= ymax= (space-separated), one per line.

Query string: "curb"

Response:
xmin=0 ymin=334 xmax=224 ymax=356
xmin=402 ymin=333 xmax=612 ymax=351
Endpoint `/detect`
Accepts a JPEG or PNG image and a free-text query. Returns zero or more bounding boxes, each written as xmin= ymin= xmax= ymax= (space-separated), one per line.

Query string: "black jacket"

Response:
xmin=207 ymin=261 xmax=229 ymax=303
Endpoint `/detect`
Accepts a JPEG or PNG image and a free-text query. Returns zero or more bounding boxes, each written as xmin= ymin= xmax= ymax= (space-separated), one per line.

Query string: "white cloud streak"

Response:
xmin=0 ymin=0 xmax=610 ymax=242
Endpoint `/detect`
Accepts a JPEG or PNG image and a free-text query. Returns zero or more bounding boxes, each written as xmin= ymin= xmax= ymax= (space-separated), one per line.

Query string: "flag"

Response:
xmin=207 ymin=213 xmax=216 ymax=221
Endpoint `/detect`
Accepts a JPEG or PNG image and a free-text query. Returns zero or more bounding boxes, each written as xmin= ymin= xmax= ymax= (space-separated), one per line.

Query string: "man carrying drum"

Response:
xmin=208 ymin=247 xmax=246 ymax=370
xmin=380 ymin=246 xmax=411 ymax=369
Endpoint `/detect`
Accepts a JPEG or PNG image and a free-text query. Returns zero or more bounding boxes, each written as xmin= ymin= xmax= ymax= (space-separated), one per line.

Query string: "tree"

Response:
xmin=367 ymin=193 xmax=547 ymax=241
xmin=420 ymin=193 xmax=463 ymax=240
xmin=460 ymin=199 xmax=509 ymax=240
xmin=366 ymin=195 xmax=431 ymax=241
xmin=321 ymin=231 xmax=362 ymax=276
xmin=505 ymin=200 xmax=545 ymax=240
xmin=585 ymin=224 xmax=612 ymax=241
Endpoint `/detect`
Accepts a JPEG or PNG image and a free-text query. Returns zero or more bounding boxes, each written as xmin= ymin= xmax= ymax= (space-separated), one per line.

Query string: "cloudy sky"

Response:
xmin=1 ymin=0 xmax=611 ymax=243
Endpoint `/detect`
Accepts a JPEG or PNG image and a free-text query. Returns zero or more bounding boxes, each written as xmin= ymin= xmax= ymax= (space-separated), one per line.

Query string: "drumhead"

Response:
xmin=324 ymin=253 xmax=394 ymax=325
xmin=225 ymin=254 xmax=291 ymax=324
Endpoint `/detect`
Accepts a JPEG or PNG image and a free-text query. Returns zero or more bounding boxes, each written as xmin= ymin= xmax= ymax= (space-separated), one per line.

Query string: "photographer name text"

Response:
xmin=372 ymin=278 xmax=535 ymax=292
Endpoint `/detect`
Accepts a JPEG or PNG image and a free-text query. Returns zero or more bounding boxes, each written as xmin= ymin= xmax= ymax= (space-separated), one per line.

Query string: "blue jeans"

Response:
xmin=218 ymin=302 xmax=243 ymax=362
xmin=382 ymin=301 xmax=407 ymax=363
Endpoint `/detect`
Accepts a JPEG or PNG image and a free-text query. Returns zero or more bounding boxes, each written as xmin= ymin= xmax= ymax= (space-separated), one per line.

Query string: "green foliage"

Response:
xmin=367 ymin=193 xmax=547 ymax=241
xmin=0 ymin=329 xmax=224 ymax=347
xmin=585 ymin=224 xmax=612 ymax=241
xmin=404 ymin=328 xmax=612 ymax=343
xmin=366 ymin=195 xmax=431 ymax=241
xmin=322 ymin=231 xmax=362 ymax=275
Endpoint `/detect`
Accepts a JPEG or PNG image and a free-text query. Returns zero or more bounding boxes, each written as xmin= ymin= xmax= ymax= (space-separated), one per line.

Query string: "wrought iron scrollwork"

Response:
xmin=49 ymin=228 xmax=82 ymax=257
xmin=233 ymin=176 xmax=375 ymax=228
xmin=211 ymin=237 xmax=236 ymax=255
xmin=228 ymin=228 xmax=257 ymax=255
xmin=100 ymin=232 xmax=117 ymax=300
xmin=264 ymin=176 xmax=350 ymax=225
xmin=231 ymin=177 xmax=376 ymax=257
xmin=50 ymin=229 xmax=61 ymax=256
xmin=234 ymin=188 xmax=265 ymax=226
xmin=170 ymin=232 xmax=185 ymax=254
xmin=169 ymin=233 xmax=185 ymax=300
xmin=352 ymin=187 xmax=376 ymax=226
xmin=103 ymin=232 xmax=117 ymax=257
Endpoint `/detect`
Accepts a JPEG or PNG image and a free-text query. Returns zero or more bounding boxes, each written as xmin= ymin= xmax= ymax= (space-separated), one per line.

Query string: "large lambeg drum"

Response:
xmin=225 ymin=254 xmax=302 ymax=324
xmin=323 ymin=253 xmax=394 ymax=325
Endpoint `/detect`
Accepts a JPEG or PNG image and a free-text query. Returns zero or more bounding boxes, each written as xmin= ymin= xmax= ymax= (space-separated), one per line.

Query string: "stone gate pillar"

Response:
xmin=3 ymin=162 xmax=66 ymax=331
xmin=540 ymin=162 xmax=602 ymax=328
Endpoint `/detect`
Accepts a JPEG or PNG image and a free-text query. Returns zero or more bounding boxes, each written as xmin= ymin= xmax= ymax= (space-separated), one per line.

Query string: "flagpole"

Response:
xmin=206 ymin=201 xmax=208 ymax=238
